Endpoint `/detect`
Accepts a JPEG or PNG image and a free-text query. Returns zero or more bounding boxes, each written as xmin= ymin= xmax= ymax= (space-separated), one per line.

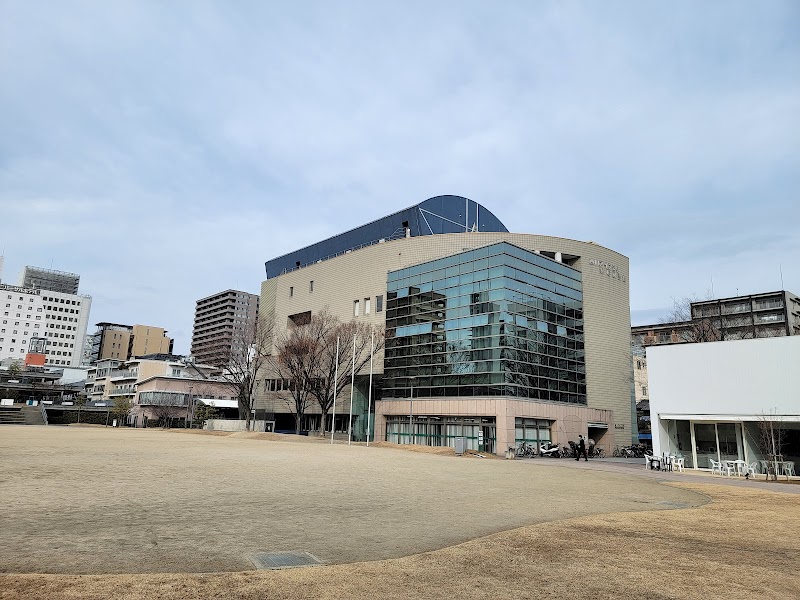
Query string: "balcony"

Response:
xmin=754 ymin=314 xmax=784 ymax=325
xmin=753 ymin=300 xmax=784 ymax=312
xmin=720 ymin=303 xmax=750 ymax=315
xmin=723 ymin=316 xmax=752 ymax=328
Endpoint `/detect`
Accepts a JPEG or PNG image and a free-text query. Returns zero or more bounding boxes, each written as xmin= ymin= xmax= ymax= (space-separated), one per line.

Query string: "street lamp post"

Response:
xmin=409 ymin=377 xmax=415 ymax=446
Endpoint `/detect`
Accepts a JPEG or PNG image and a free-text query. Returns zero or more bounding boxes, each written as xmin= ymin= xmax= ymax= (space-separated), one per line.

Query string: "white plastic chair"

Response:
xmin=672 ymin=456 xmax=685 ymax=472
xmin=783 ymin=461 xmax=795 ymax=477
xmin=710 ymin=459 xmax=723 ymax=475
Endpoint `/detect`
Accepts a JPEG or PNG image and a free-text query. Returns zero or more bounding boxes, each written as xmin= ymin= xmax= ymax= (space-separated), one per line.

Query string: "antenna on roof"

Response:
xmin=780 ymin=264 xmax=784 ymax=290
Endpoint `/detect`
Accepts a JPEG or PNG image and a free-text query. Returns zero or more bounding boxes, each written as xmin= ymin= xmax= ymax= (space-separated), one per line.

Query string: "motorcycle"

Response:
xmin=539 ymin=441 xmax=561 ymax=458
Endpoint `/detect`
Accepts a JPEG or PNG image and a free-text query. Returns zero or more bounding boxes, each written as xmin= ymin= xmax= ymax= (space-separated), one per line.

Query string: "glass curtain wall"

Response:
xmin=385 ymin=415 xmax=496 ymax=452
xmin=383 ymin=242 xmax=585 ymax=402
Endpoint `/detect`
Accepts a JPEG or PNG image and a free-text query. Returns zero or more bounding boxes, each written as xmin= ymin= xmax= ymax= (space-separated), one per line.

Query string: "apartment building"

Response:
xmin=632 ymin=291 xmax=800 ymax=349
xmin=191 ymin=290 xmax=259 ymax=367
xmin=89 ymin=323 xmax=173 ymax=363
xmin=257 ymin=195 xmax=634 ymax=454
xmin=85 ymin=354 xmax=234 ymax=426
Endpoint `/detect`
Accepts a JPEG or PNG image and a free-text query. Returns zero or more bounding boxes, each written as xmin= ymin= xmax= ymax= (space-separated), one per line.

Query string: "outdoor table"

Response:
xmin=732 ymin=459 xmax=749 ymax=477
xmin=646 ymin=455 xmax=662 ymax=470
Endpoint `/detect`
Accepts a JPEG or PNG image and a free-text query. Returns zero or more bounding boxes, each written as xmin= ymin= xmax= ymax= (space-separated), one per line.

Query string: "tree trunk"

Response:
xmin=295 ymin=413 xmax=301 ymax=435
xmin=319 ymin=409 xmax=328 ymax=437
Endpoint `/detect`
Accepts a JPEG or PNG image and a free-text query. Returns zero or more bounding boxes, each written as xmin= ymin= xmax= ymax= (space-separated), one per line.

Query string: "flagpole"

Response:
xmin=330 ymin=336 xmax=339 ymax=445
xmin=366 ymin=327 xmax=374 ymax=447
xmin=348 ymin=334 xmax=356 ymax=446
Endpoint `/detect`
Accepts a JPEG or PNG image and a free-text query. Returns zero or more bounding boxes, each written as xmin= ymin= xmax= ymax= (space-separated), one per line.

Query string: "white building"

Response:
xmin=0 ymin=284 xmax=46 ymax=362
xmin=648 ymin=336 xmax=800 ymax=470
xmin=39 ymin=290 xmax=92 ymax=367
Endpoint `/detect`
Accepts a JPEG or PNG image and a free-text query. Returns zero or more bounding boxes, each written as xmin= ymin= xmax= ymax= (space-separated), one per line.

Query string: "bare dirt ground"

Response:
xmin=1 ymin=427 xmax=798 ymax=599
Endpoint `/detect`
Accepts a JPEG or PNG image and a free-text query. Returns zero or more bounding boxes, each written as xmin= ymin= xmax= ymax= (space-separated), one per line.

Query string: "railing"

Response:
xmin=720 ymin=304 xmax=750 ymax=315
xmin=753 ymin=301 xmax=783 ymax=311
xmin=755 ymin=314 xmax=784 ymax=324
xmin=39 ymin=403 xmax=48 ymax=426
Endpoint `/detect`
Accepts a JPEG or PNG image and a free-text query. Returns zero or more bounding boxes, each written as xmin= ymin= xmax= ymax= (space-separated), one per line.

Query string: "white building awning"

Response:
xmin=658 ymin=413 xmax=800 ymax=423
xmin=197 ymin=398 xmax=238 ymax=409
xmin=587 ymin=422 xmax=608 ymax=429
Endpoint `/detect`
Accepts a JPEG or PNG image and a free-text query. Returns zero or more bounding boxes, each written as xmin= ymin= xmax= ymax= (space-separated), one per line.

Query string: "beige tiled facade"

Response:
xmin=259 ymin=232 xmax=631 ymax=450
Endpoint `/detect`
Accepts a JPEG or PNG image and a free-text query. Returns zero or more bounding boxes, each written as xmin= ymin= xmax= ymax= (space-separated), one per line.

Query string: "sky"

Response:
xmin=1 ymin=1 xmax=798 ymax=354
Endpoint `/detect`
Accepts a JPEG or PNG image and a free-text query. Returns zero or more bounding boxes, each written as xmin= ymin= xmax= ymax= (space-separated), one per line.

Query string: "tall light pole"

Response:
xmin=409 ymin=377 xmax=415 ymax=446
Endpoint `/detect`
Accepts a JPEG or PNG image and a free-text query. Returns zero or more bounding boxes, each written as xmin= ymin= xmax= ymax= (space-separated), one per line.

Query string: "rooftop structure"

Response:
xmin=19 ymin=266 xmax=80 ymax=295
xmin=264 ymin=195 xmax=508 ymax=279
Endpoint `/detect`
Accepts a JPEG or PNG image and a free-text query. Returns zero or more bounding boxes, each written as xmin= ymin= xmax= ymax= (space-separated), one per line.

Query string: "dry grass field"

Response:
xmin=1 ymin=427 xmax=798 ymax=599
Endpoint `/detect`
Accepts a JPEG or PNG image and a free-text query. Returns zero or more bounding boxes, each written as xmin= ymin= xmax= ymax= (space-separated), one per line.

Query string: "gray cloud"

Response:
xmin=1 ymin=1 xmax=798 ymax=350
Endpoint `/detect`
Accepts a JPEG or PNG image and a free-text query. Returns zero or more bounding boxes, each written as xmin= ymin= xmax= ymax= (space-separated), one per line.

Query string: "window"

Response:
xmin=364 ymin=298 xmax=371 ymax=314
xmin=376 ymin=295 xmax=384 ymax=312
xmin=309 ymin=280 xmax=314 ymax=293
xmin=289 ymin=286 xmax=294 ymax=297
xmin=354 ymin=300 xmax=360 ymax=317
xmin=642 ymin=385 xmax=648 ymax=396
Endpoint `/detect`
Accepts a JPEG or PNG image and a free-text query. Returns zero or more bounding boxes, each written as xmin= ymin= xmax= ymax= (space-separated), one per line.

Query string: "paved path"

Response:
xmin=0 ymin=427 xmax=706 ymax=574
xmin=517 ymin=455 xmax=800 ymax=494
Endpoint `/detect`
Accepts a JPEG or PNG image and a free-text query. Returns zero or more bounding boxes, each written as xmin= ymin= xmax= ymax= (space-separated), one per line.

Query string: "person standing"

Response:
xmin=576 ymin=434 xmax=588 ymax=461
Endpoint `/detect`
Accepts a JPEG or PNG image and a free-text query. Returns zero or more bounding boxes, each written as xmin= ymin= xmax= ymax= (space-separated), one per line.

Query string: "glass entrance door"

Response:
xmin=694 ymin=423 xmax=718 ymax=469
xmin=717 ymin=423 xmax=741 ymax=462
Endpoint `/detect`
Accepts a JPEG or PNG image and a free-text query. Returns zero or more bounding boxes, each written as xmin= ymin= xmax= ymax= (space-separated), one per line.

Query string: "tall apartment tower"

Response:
xmin=191 ymin=289 xmax=259 ymax=367
xmin=19 ymin=266 xmax=80 ymax=295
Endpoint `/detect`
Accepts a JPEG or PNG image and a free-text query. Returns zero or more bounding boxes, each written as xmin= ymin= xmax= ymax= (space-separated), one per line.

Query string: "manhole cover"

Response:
xmin=250 ymin=551 xmax=324 ymax=570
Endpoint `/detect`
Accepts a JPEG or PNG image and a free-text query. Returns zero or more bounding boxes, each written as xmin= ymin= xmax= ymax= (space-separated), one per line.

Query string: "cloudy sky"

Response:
xmin=1 ymin=1 xmax=798 ymax=353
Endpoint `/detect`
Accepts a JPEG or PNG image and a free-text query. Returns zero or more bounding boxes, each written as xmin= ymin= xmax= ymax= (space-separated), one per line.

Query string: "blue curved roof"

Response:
xmin=264 ymin=195 xmax=508 ymax=279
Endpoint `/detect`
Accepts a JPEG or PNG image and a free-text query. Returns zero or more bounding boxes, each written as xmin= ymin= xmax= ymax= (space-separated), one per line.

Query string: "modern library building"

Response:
xmin=258 ymin=195 xmax=634 ymax=454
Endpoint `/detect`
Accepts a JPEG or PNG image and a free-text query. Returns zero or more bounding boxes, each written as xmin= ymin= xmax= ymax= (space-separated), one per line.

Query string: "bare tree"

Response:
xmin=661 ymin=296 xmax=722 ymax=343
xmin=272 ymin=320 xmax=320 ymax=434
xmin=149 ymin=403 xmax=180 ymax=428
xmin=661 ymin=295 xmax=756 ymax=344
xmin=756 ymin=411 xmax=787 ymax=481
xmin=306 ymin=315 xmax=385 ymax=437
xmin=215 ymin=315 xmax=274 ymax=432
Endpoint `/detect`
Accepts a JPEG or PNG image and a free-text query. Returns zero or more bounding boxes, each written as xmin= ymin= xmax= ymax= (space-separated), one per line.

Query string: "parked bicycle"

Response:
xmin=561 ymin=441 xmax=576 ymax=459
xmin=514 ymin=441 xmax=537 ymax=458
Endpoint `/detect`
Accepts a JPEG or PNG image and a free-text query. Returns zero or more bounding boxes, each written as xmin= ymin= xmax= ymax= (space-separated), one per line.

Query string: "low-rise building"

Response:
xmin=85 ymin=354 xmax=235 ymax=426
xmin=648 ymin=336 xmax=799 ymax=471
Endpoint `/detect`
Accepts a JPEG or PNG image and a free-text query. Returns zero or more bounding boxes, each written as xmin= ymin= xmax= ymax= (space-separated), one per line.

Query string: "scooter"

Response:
xmin=539 ymin=441 xmax=561 ymax=458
